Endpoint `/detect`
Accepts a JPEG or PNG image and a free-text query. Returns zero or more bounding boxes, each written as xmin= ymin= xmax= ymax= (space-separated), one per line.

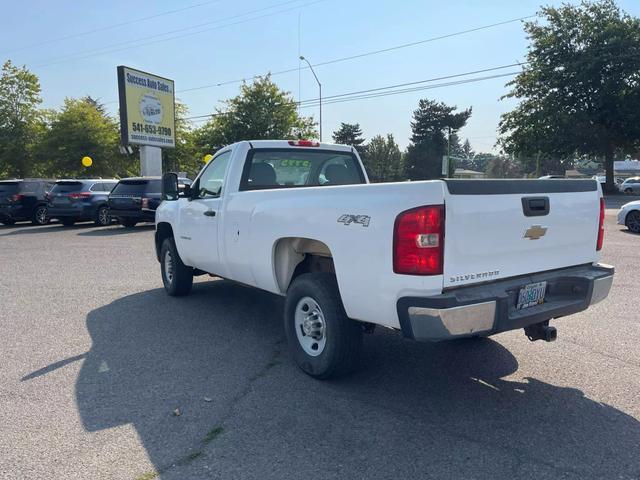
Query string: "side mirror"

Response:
xmin=162 ymin=172 xmax=179 ymax=201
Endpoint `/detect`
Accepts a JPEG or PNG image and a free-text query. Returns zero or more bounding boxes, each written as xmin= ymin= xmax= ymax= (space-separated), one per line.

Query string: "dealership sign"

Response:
xmin=117 ymin=66 xmax=175 ymax=148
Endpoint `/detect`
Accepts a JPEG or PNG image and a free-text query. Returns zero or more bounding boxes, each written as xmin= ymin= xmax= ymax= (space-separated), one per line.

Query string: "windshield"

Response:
xmin=111 ymin=180 xmax=161 ymax=195
xmin=241 ymin=149 xmax=364 ymax=190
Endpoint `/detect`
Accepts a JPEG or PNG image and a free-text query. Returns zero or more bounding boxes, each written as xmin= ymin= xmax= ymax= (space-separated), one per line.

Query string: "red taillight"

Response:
xmin=393 ymin=205 xmax=445 ymax=275
xmin=68 ymin=192 xmax=91 ymax=199
xmin=288 ymin=140 xmax=320 ymax=147
xmin=596 ymin=197 xmax=605 ymax=251
xmin=10 ymin=194 xmax=24 ymax=202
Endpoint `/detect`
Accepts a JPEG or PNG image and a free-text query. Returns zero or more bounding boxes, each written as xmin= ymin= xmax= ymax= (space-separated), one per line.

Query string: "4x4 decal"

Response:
xmin=337 ymin=214 xmax=371 ymax=227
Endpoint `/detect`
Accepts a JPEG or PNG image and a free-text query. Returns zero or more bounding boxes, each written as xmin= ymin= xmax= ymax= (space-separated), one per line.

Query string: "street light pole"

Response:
xmin=299 ymin=55 xmax=322 ymax=142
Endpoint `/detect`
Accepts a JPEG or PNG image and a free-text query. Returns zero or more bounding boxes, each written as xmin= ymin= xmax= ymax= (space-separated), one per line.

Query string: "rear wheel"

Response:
xmin=95 ymin=206 xmax=111 ymax=226
xmin=284 ymin=273 xmax=363 ymax=379
xmin=160 ymin=237 xmax=193 ymax=296
xmin=624 ymin=188 xmax=633 ymax=195
xmin=626 ymin=210 xmax=640 ymax=234
xmin=32 ymin=205 xmax=49 ymax=225
xmin=120 ymin=218 xmax=137 ymax=228
xmin=61 ymin=218 xmax=75 ymax=226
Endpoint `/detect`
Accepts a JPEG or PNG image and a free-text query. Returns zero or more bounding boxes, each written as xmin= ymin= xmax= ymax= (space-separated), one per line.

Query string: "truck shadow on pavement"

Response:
xmin=24 ymin=280 xmax=640 ymax=479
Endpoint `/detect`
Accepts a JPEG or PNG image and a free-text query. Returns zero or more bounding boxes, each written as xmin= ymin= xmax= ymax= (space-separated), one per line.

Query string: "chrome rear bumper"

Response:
xmin=397 ymin=263 xmax=614 ymax=342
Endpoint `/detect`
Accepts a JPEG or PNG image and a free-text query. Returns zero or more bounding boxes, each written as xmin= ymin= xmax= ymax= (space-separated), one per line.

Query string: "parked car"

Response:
xmin=0 ymin=179 xmax=55 ymax=225
xmin=592 ymin=175 xmax=624 ymax=189
xmin=48 ymin=179 xmax=118 ymax=226
xmin=618 ymin=177 xmax=640 ymax=195
xmin=108 ymin=176 xmax=191 ymax=228
xmin=617 ymin=200 xmax=640 ymax=233
xmin=154 ymin=140 xmax=614 ymax=379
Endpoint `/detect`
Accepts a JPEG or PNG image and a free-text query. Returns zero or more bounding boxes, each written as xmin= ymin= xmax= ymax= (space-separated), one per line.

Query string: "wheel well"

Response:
xmin=155 ymin=222 xmax=174 ymax=261
xmin=273 ymin=237 xmax=335 ymax=293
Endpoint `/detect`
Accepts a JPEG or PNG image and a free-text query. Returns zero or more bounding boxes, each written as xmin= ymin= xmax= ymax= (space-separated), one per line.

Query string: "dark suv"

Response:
xmin=0 ymin=179 xmax=55 ymax=225
xmin=109 ymin=177 xmax=191 ymax=228
xmin=48 ymin=179 xmax=118 ymax=226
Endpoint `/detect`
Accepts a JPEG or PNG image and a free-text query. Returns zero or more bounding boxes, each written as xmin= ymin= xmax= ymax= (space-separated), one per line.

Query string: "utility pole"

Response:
xmin=299 ymin=55 xmax=322 ymax=142
xmin=447 ymin=126 xmax=452 ymax=178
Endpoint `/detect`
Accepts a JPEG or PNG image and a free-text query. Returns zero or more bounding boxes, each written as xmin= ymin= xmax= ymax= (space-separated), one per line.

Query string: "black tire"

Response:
xmin=1 ymin=219 xmax=16 ymax=226
xmin=284 ymin=273 xmax=363 ymax=379
xmin=120 ymin=218 xmax=137 ymax=228
xmin=95 ymin=206 xmax=111 ymax=226
xmin=160 ymin=237 xmax=193 ymax=296
xmin=32 ymin=205 xmax=49 ymax=225
xmin=61 ymin=218 xmax=75 ymax=226
xmin=626 ymin=210 xmax=640 ymax=234
xmin=624 ymin=188 xmax=633 ymax=195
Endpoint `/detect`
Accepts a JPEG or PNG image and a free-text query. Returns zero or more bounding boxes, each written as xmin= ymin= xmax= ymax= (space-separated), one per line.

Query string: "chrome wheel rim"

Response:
xmin=36 ymin=207 xmax=48 ymax=224
xmin=164 ymin=249 xmax=174 ymax=284
xmin=294 ymin=296 xmax=326 ymax=356
xmin=99 ymin=208 xmax=110 ymax=225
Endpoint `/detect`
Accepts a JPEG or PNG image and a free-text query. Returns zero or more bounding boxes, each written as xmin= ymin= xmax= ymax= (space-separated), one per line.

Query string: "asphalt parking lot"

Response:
xmin=1 ymin=200 xmax=639 ymax=480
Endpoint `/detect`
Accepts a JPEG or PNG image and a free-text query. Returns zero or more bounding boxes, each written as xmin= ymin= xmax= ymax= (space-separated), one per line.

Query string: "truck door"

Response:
xmin=178 ymin=150 xmax=231 ymax=274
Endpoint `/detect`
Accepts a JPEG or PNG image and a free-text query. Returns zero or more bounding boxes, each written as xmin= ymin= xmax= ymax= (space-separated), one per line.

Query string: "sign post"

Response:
xmin=117 ymin=66 xmax=175 ymax=176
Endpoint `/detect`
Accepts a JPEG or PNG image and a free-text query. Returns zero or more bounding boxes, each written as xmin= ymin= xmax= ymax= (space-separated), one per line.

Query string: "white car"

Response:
xmin=617 ymin=200 xmax=640 ymax=233
xmin=619 ymin=177 xmax=640 ymax=195
xmin=155 ymin=140 xmax=614 ymax=378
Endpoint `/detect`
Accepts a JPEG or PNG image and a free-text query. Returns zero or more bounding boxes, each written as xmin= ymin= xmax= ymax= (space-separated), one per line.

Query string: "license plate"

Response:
xmin=516 ymin=281 xmax=547 ymax=310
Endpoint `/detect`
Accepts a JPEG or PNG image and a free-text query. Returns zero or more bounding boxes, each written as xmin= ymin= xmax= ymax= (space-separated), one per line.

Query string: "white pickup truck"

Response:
xmin=155 ymin=140 xmax=614 ymax=379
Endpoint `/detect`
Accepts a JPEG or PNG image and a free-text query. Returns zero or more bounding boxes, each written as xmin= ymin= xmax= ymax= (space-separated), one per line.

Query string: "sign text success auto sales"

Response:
xmin=125 ymin=72 xmax=172 ymax=93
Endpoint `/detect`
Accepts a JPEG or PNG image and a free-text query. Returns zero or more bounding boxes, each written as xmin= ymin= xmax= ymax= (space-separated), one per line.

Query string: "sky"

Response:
xmin=1 ymin=0 xmax=639 ymax=153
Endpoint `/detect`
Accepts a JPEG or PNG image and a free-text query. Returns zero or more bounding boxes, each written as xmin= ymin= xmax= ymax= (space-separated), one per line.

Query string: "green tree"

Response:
xmin=39 ymin=97 xmax=132 ymax=177
xmin=195 ymin=75 xmax=316 ymax=153
xmin=163 ymin=101 xmax=199 ymax=178
xmin=0 ymin=60 xmax=44 ymax=177
xmin=470 ymin=152 xmax=497 ymax=173
xmin=461 ymin=139 xmax=474 ymax=160
xmin=332 ymin=123 xmax=366 ymax=154
xmin=404 ymin=99 xmax=471 ymax=180
xmin=485 ymin=156 xmax=523 ymax=178
xmin=364 ymin=134 xmax=403 ymax=182
xmin=499 ymin=0 xmax=640 ymax=191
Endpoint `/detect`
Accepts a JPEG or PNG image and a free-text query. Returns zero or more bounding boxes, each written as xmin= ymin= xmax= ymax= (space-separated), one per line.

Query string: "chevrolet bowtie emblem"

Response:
xmin=524 ymin=225 xmax=548 ymax=240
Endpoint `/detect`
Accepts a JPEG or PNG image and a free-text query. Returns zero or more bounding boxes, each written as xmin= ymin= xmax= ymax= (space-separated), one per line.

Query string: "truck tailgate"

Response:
xmin=442 ymin=179 xmax=601 ymax=288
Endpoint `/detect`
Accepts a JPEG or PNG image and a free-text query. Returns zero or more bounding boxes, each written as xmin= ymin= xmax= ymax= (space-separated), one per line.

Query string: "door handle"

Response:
xmin=203 ymin=210 xmax=216 ymax=217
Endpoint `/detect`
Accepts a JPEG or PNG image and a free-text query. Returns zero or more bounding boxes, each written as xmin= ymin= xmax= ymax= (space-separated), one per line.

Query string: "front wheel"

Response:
xmin=160 ymin=237 xmax=193 ymax=296
xmin=284 ymin=273 xmax=363 ymax=379
xmin=624 ymin=188 xmax=634 ymax=195
xmin=32 ymin=205 xmax=49 ymax=225
xmin=626 ymin=210 xmax=640 ymax=234
xmin=95 ymin=206 xmax=111 ymax=226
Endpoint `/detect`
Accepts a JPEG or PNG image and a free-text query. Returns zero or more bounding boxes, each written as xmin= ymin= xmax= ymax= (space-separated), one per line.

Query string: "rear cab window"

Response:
xmin=240 ymin=149 xmax=365 ymax=191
